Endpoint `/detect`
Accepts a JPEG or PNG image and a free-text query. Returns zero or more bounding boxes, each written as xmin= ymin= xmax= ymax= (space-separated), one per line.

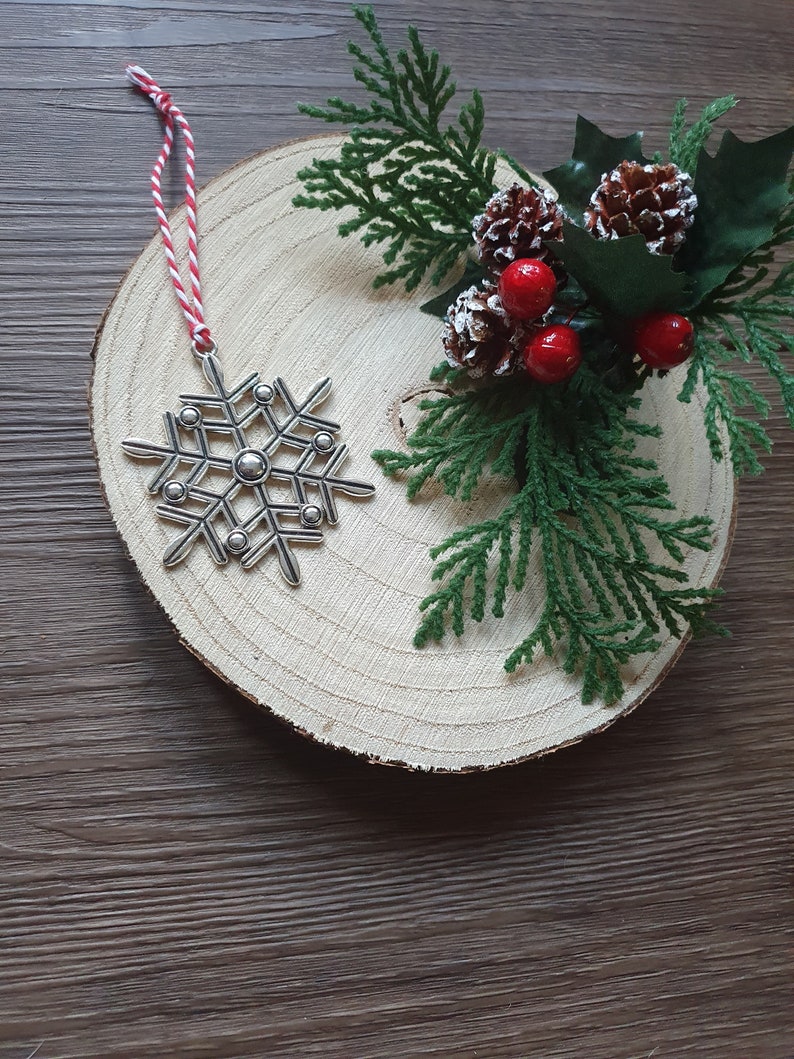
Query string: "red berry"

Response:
xmin=523 ymin=324 xmax=582 ymax=384
xmin=498 ymin=259 xmax=557 ymax=320
xmin=633 ymin=311 xmax=694 ymax=369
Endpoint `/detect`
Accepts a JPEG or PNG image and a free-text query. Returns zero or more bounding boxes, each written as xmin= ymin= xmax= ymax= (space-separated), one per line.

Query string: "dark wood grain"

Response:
xmin=1 ymin=2 xmax=793 ymax=1057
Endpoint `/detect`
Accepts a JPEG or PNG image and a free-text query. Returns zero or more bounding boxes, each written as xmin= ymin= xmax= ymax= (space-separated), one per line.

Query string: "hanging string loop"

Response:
xmin=126 ymin=65 xmax=213 ymax=352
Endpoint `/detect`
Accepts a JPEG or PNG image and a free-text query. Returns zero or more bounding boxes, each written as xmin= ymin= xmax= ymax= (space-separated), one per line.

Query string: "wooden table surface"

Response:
xmin=2 ymin=2 xmax=792 ymax=1056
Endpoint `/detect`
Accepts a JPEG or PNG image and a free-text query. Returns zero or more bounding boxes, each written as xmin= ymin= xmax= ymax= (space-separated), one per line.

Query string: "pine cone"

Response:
xmin=585 ymin=161 xmax=697 ymax=254
xmin=443 ymin=282 xmax=527 ymax=378
xmin=473 ymin=183 xmax=565 ymax=275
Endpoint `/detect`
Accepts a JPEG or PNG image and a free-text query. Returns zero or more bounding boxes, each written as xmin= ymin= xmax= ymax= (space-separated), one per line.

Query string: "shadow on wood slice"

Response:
xmin=90 ymin=134 xmax=736 ymax=772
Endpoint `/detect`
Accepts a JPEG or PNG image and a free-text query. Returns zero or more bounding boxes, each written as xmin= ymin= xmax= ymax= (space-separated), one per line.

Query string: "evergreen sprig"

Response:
xmin=373 ymin=368 xmax=725 ymax=703
xmin=682 ymin=192 xmax=794 ymax=474
xmin=669 ymin=95 xmax=737 ymax=174
xmin=294 ymin=8 xmax=793 ymax=702
xmin=293 ymin=5 xmax=529 ymax=290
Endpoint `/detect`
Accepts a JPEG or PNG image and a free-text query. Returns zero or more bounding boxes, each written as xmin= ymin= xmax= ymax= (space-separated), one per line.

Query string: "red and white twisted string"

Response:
xmin=126 ymin=65 xmax=213 ymax=352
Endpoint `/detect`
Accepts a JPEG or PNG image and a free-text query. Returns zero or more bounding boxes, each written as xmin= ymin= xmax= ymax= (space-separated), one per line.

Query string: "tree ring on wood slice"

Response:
xmin=90 ymin=134 xmax=736 ymax=772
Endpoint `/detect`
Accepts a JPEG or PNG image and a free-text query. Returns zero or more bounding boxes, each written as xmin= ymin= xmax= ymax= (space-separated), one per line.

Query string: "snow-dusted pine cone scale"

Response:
xmin=585 ymin=161 xmax=697 ymax=254
xmin=473 ymin=183 xmax=565 ymax=275
xmin=443 ymin=282 xmax=531 ymax=378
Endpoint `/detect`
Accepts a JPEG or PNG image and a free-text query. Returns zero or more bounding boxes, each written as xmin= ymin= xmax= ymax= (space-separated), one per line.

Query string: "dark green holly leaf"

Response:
xmin=543 ymin=116 xmax=650 ymax=218
xmin=677 ymin=126 xmax=794 ymax=307
xmin=548 ymin=222 xmax=690 ymax=319
xmin=550 ymin=273 xmax=588 ymax=309
xmin=420 ymin=258 xmax=488 ymax=318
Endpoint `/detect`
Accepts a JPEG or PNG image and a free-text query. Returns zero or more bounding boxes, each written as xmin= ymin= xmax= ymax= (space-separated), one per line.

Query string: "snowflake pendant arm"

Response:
xmin=121 ymin=348 xmax=375 ymax=585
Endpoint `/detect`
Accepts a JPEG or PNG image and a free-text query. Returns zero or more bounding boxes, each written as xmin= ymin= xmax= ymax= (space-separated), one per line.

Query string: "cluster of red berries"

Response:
xmin=497 ymin=259 xmax=695 ymax=384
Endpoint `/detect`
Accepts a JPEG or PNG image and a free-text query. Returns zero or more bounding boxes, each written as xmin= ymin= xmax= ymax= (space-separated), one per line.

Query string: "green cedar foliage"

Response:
xmin=676 ymin=126 xmax=794 ymax=305
xmin=293 ymin=5 xmax=530 ymax=291
xmin=668 ymin=95 xmax=737 ymax=175
xmin=373 ymin=366 xmax=725 ymax=703
xmin=295 ymin=6 xmax=793 ymax=700
xmin=682 ymin=191 xmax=794 ymax=474
xmin=542 ymin=97 xmax=794 ymax=479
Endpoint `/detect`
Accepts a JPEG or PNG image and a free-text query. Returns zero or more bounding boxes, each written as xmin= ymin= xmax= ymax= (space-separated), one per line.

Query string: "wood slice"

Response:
xmin=90 ymin=134 xmax=736 ymax=772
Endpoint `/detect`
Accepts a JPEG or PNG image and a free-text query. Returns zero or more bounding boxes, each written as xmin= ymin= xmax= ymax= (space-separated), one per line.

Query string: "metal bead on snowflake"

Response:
xmin=121 ymin=350 xmax=376 ymax=586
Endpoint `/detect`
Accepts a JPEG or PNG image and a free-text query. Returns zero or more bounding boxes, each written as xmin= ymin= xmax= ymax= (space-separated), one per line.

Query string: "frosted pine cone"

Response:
xmin=585 ymin=161 xmax=697 ymax=254
xmin=473 ymin=183 xmax=565 ymax=275
xmin=443 ymin=282 xmax=527 ymax=378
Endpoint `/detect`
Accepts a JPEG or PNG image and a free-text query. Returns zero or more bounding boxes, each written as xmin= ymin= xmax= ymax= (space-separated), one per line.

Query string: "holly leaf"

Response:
xmin=548 ymin=222 xmax=690 ymax=319
xmin=420 ymin=258 xmax=488 ymax=318
xmin=543 ymin=116 xmax=650 ymax=218
xmin=678 ymin=126 xmax=794 ymax=307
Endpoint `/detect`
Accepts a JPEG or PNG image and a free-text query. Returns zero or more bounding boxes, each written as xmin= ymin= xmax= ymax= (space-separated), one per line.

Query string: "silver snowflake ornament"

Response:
xmin=122 ymin=350 xmax=375 ymax=586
